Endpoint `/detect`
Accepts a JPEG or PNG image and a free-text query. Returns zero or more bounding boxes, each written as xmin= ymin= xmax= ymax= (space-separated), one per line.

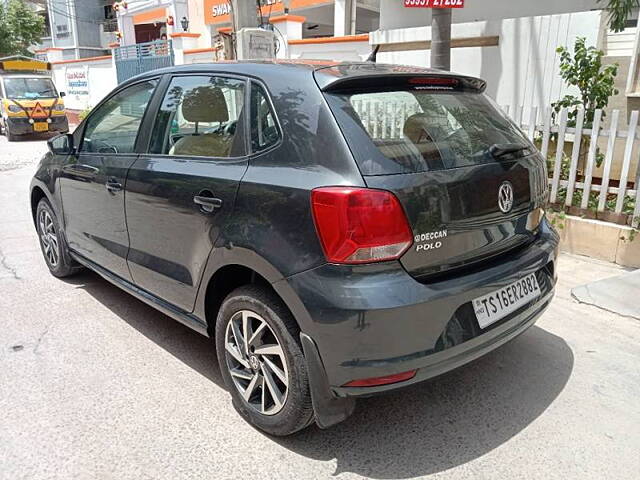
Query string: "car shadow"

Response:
xmin=276 ymin=325 xmax=574 ymax=478
xmin=64 ymin=270 xmax=573 ymax=478
xmin=62 ymin=269 xmax=225 ymax=389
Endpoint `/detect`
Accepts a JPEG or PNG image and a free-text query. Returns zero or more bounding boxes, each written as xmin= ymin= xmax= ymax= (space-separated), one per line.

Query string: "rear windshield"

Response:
xmin=3 ymin=77 xmax=57 ymax=99
xmin=325 ymin=89 xmax=529 ymax=175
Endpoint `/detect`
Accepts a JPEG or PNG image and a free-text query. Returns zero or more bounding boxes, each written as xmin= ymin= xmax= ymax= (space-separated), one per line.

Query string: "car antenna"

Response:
xmin=366 ymin=45 xmax=379 ymax=63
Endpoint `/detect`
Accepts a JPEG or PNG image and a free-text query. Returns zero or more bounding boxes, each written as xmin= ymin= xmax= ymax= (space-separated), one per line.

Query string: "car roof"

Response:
xmin=124 ymin=60 xmax=483 ymax=91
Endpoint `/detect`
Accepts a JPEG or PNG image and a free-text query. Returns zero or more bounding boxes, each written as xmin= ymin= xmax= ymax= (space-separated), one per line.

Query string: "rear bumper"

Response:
xmin=284 ymin=218 xmax=559 ymax=401
xmin=5 ymin=115 xmax=68 ymax=135
xmin=336 ymin=288 xmax=553 ymax=397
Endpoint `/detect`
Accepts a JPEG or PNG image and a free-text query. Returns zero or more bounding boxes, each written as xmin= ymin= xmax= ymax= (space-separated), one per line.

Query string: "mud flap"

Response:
xmin=300 ymin=332 xmax=356 ymax=429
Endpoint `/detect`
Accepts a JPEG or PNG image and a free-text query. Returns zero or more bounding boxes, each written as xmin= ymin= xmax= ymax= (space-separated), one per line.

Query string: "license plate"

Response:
xmin=33 ymin=122 xmax=48 ymax=132
xmin=473 ymin=273 xmax=541 ymax=329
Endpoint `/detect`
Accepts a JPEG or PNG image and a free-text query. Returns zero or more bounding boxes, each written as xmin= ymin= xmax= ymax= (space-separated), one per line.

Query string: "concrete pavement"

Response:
xmin=1 ymin=136 xmax=639 ymax=479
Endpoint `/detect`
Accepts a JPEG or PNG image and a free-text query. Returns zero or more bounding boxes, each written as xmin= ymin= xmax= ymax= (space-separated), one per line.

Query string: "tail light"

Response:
xmin=311 ymin=187 xmax=413 ymax=264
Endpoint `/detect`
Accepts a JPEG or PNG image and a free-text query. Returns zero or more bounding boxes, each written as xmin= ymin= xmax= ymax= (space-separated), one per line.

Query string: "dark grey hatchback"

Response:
xmin=30 ymin=61 xmax=558 ymax=436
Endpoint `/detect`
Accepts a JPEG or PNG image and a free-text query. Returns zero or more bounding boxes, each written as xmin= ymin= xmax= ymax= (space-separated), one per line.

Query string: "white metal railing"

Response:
xmin=352 ymin=99 xmax=420 ymax=139
xmin=504 ymin=106 xmax=639 ymax=227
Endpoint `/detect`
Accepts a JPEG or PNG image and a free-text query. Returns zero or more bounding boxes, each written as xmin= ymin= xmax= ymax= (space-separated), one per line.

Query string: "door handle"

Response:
xmin=194 ymin=195 xmax=223 ymax=213
xmin=106 ymin=178 xmax=122 ymax=193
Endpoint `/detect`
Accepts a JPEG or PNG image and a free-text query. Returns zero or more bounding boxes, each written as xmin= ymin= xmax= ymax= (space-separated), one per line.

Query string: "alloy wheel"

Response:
xmin=224 ymin=310 xmax=289 ymax=415
xmin=38 ymin=209 xmax=59 ymax=267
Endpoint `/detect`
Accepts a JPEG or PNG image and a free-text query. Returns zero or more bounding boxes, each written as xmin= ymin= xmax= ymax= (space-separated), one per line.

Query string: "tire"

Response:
xmin=6 ymin=124 xmax=18 ymax=142
xmin=215 ymin=285 xmax=314 ymax=436
xmin=35 ymin=198 xmax=83 ymax=278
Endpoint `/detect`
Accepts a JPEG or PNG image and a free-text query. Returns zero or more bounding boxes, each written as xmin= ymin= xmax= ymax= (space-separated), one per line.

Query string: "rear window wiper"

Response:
xmin=488 ymin=143 xmax=530 ymax=159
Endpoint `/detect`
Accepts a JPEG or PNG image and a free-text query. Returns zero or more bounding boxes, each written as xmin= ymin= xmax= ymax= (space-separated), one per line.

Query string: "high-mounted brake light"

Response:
xmin=311 ymin=187 xmax=413 ymax=264
xmin=408 ymin=76 xmax=459 ymax=86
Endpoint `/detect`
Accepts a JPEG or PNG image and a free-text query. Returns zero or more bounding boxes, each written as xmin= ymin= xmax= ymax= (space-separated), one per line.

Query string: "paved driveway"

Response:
xmin=1 ymin=136 xmax=639 ymax=479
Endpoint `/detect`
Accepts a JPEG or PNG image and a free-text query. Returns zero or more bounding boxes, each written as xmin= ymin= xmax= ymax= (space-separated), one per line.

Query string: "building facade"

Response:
xmin=112 ymin=0 xmax=379 ymax=49
xmin=35 ymin=0 xmax=116 ymax=60
xmin=37 ymin=0 xmax=640 ymax=120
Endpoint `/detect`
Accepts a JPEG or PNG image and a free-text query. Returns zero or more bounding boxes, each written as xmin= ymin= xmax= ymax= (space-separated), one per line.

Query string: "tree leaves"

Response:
xmin=598 ymin=0 xmax=640 ymax=33
xmin=552 ymin=37 xmax=618 ymax=129
xmin=0 ymin=0 xmax=44 ymax=57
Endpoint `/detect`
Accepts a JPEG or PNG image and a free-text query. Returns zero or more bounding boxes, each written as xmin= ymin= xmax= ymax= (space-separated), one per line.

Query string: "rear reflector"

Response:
xmin=343 ymin=370 xmax=418 ymax=387
xmin=311 ymin=187 xmax=413 ymax=264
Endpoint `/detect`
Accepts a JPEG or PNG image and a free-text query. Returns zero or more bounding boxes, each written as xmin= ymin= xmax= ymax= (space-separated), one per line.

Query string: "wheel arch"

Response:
xmin=30 ymin=185 xmax=48 ymax=226
xmin=196 ymin=248 xmax=314 ymax=339
xmin=203 ymin=264 xmax=274 ymax=335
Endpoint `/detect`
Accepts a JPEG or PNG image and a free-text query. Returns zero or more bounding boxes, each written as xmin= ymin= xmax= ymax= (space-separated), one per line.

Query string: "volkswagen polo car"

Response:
xmin=30 ymin=61 xmax=558 ymax=436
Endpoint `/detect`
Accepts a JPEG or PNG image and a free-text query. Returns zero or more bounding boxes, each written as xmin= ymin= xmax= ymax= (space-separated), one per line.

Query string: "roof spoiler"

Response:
xmin=321 ymin=73 xmax=487 ymax=94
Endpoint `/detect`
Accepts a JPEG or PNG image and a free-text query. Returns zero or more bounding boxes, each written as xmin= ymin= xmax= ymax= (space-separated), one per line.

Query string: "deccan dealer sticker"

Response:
xmin=415 ymin=230 xmax=448 ymax=252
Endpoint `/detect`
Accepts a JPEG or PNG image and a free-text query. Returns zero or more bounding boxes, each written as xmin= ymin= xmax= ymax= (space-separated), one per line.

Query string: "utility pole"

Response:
xmin=230 ymin=1 xmax=275 ymax=60
xmin=334 ymin=0 xmax=356 ymax=37
xmin=230 ymin=0 xmax=258 ymax=31
xmin=431 ymin=8 xmax=452 ymax=71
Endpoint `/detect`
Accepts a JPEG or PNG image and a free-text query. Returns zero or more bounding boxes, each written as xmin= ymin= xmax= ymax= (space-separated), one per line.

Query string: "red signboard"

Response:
xmin=404 ymin=0 xmax=464 ymax=8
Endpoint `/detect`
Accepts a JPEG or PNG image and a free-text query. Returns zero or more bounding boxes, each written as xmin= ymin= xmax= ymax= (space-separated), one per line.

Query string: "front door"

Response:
xmin=59 ymin=79 xmax=158 ymax=280
xmin=125 ymin=74 xmax=248 ymax=311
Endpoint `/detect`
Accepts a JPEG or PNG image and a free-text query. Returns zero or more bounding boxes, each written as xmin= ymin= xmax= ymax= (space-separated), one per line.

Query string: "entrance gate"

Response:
xmin=113 ymin=40 xmax=174 ymax=84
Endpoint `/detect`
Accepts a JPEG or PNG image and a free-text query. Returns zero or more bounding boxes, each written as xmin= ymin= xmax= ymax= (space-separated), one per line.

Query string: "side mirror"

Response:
xmin=47 ymin=133 xmax=74 ymax=155
xmin=59 ymin=91 xmax=66 ymax=97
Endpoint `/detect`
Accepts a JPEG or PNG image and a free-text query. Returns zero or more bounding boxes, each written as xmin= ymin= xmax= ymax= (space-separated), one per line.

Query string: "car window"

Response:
xmin=80 ymin=80 xmax=157 ymax=154
xmin=4 ymin=77 xmax=57 ymax=99
xmin=325 ymin=89 xmax=529 ymax=174
xmin=149 ymin=75 xmax=246 ymax=158
xmin=250 ymin=82 xmax=279 ymax=153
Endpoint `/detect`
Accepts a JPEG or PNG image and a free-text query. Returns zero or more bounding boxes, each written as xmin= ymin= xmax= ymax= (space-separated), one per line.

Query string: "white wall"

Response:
xmin=51 ymin=59 xmax=118 ymax=111
xmin=374 ymin=10 xmax=602 ymax=112
xmin=184 ymin=50 xmax=219 ymax=63
xmin=288 ymin=40 xmax=372 ymax=61
xmin=380 ymin=0 xmax=601 ymax=30
xmin=187 ymin=0 xmax=213 ymax=49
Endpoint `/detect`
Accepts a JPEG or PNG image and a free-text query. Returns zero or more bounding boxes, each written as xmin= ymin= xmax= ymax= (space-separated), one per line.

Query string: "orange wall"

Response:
xmin=133 ymin=7 xmax=167 ymax=25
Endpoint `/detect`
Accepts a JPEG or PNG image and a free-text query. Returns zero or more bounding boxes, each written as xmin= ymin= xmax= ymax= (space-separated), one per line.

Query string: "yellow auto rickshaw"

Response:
xmin=0 ymin=56 xmax=69 ymax=141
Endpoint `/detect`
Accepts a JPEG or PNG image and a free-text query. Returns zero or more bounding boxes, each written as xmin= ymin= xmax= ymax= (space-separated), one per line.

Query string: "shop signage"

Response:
xmin=204 ymin=0 xmax=332 ymax=25
xmin=404 ymin=0 xmax=464 ymax=8
xmin=65 ymin=66 xmax=89 ymax=97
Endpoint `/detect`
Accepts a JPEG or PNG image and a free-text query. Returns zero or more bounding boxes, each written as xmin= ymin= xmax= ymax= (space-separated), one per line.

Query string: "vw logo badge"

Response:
xmin=498 ymin=181 xmax=514 ymax=213
xmin=249 ymin=355 xmax=260 ymax=371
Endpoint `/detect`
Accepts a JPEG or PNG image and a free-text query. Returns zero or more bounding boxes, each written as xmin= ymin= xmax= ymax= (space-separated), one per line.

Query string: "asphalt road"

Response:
xmin=1 ymin=135 xmax=639 ymax=480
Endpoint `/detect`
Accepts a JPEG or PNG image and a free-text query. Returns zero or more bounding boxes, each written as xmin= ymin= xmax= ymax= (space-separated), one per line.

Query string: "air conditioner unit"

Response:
xmin=235 ymin=28 xmax=276 ymax=60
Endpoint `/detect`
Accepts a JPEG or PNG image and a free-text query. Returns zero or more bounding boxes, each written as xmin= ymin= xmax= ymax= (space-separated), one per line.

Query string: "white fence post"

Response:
xmin=540 ymin=107 xmax=552 ymax=161
xmin=550 ymin=108 xmax=568 ymax=204
xmin=581 ymin=109 xmax=603 ymax=210
xmin=615 ymin=110 xmax=638 ymax=213
xmin=597 ymin=109 xmax=620 ymax=212
xmin=565 ymin=109 xmax=585 ymax=208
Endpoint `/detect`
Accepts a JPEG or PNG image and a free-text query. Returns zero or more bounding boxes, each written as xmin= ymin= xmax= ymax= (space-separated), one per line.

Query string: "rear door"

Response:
xmin=323 ymin=75 xmax=548 ymax=280
xmin=125 ymin=74 xmax=249 ymax=312
xmin=59 ymin=79 xmax=158 ymax=280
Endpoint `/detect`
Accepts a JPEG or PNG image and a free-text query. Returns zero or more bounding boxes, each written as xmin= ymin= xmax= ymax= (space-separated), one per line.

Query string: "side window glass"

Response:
xmin=80 ymin=80 xmax=157 ymax=154
xmin=250 ymin=82 xmax=280 ymax=153
xmin=149 ymin=75 xmax=246 ymax=157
